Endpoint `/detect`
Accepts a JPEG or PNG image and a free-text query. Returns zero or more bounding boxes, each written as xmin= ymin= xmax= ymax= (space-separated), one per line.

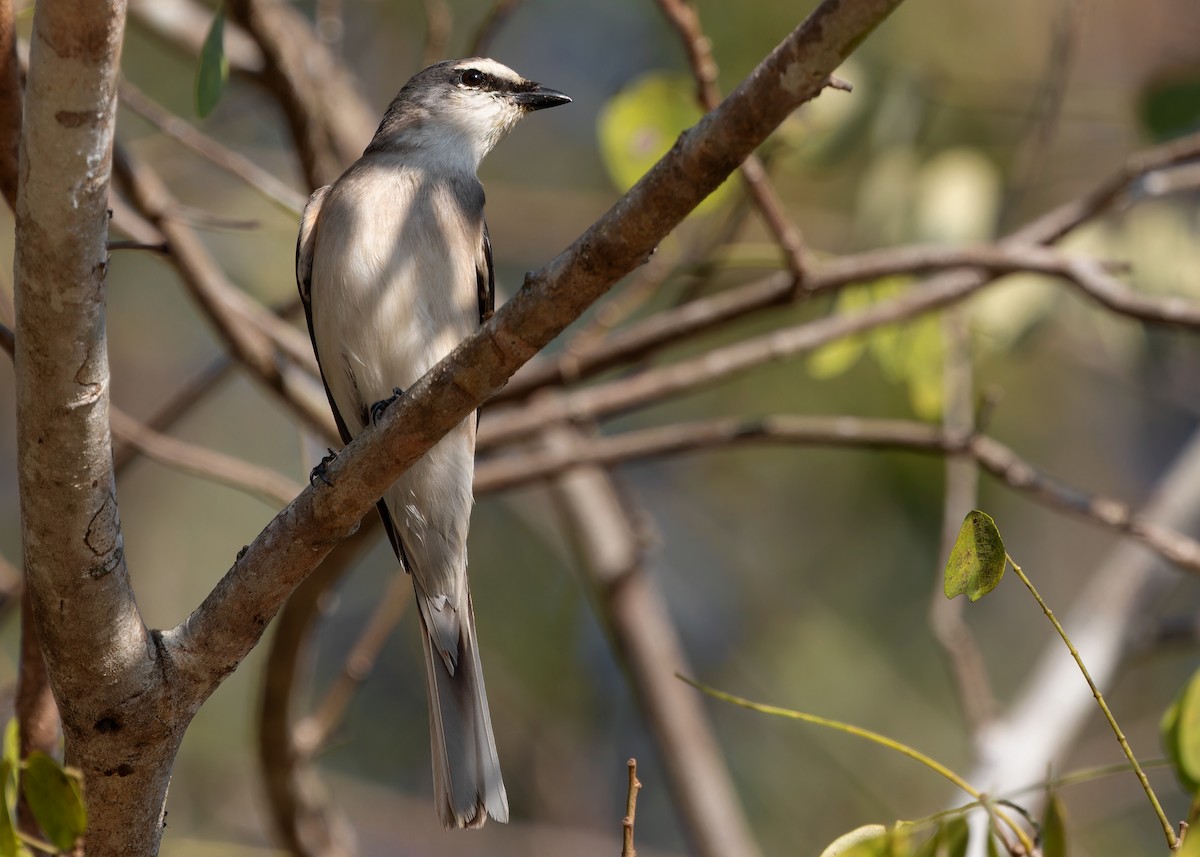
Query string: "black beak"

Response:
xmin=512 ymin=84 xmax=572 ymax=111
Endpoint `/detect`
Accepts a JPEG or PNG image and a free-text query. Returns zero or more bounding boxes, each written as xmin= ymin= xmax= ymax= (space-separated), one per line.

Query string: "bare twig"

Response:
xmin=653 ymin=0 xmax=811 ymax=283
xmin=294 ymin=570 xmax=412 ymax=756
xmin=113 ymin=355 xmax=235 ymax=473
xmin=110 ymin=408 xmax=303 ymax=508
xmin=119 ymin=79 xmax=307 ymax=214
xmin=107 ymin=239 xmax=168 ymax=253
xmin=468 ymin=0 xmax=525 ymax=57
xmin=258 ymin=523 xmax=379 ymax=857
xmin=111 ymin=295 xmax=306 ymax=475
xmin=545 ymin=424 xmax=761 ymax=857
xmin=128 ymin=0 xmax=264 ymax=73
xmin=0 ymin=0 xmax=20 ymax=211
xmin=227 ymin=0 xmax=375 ymax=188
xmin=1010 ymin=129 xmax=1200 ymax=246
xmin=475 ymin=414 xmax=1200 ymax=577
xmin=622 ymin=758 xmax=642 ymax=857
xmin=482 ymin=246 xmax=1166 ymax=451
xmin=494 ymin=132 xmax=1200 ymax=406
xmin=112 ymin=144 xmax=337 ymax=442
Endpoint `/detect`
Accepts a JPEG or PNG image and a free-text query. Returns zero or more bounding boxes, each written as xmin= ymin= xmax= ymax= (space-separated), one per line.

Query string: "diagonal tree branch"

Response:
xmin=479 ymin=248 xmax=1155 ymax=453
xmin=162 ymin=0 xmax=910 ymax=708
xmin=475 ymin=414 xmax=1200 ymax=576
xmin=494 ymin=130 xmax=1200 ymax=405
xmin=227 ymin=0 xmax=375 ymax=189
xmin=654 ymin=0 xmax=812 ymax=281
xmin=111 ymin=146 xmax=336 ymax=441
xmin=0 ymin=0 xmax=19 ymax=211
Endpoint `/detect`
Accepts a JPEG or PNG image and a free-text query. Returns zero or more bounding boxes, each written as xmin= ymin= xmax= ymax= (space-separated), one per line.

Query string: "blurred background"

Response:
xmin=2 ymin=0 xmax=1200 ymax=854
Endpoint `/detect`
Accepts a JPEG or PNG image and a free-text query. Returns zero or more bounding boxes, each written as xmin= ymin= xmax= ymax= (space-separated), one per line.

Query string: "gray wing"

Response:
xmin=296 ymin=185 xmax=356 ymax=448
xmin=297 ymin=183 xmax=412 ymax=565
xmin=477 ymin=223 xmax=495 ymax=325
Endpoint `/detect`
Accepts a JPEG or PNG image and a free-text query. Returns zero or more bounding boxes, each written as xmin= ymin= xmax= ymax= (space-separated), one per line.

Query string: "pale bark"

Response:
xmin=13 ymin=3 xmax=180 ymax=856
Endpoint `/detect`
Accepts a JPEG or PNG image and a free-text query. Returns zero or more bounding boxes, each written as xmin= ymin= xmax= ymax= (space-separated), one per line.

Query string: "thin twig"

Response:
xmin=119 ymin=79 xmax=307 ymax=215
xmin=293 ymin=571 xmax=412 ymax=756
xmin=475 ymin=414 xmax=1200 ymax=577
xmin=653 ymin=0 xmax=811 ymax=284
xmin=227 ymin=0 xmax=375 ymax=188
xmin=107 ymin=239 xmax=168 ymax=253
xmin=1005 ymin=554 xmax=1178 ymax=849
xmin=128 ymin=0 xmax=265 ymax=73
xmin=621 ymin=758 xmax=642 ymax=857
xmin=112 ymin=293 xmax=306 ymax=475
xmin=110 ymin=408 xmax=303 ymax=508
xmin=112 ymin=144 xmax=337 ymax=442
xmin=258 ymin=523 xmax=379 ymax=857
xmin=482 ymin=246 xmax=1173 ymax=451
xmin=493 ymin=131 xmax=1200 ymax=406
xmin=962 ymin=427 xmax=1200 ymax=855
xmin=0 ymin=0 xmax=20 ymax=211
xmin=113 ymin=356 xmax=234 ymax=473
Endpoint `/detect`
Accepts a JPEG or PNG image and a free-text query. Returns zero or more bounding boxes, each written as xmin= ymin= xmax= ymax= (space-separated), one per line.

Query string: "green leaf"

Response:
xmin=941 ymin=816 xmax=969 ymax=857
xmin=195 ymin=5 xmax=229 ymax=118
xmin=0 ymin=723 xmax=24 ymax=857
xmin=1139 ymin=77 xmax=1200 ymax=143
xmin=985 ymin=832 xmax=1001 ymax=857
xmin=820 ymin=824 xmax=890 ymax=857
xmin=2 ymin=722 xmax=16 ymax=770
xmin=808 ymin=334 xmax=867 ymax=379
xmin=1040 ymin=791 xmax=1068 ymax=857
xmin=943 ymin=510 xmax=1007 ymax=602
xmin=21 ymin=753 xmax=86 ymax=854
xmin=597 ymin=73 xmax=732 ymax=215
xmin=1163 ymin=668 xmax=1200 ymax=795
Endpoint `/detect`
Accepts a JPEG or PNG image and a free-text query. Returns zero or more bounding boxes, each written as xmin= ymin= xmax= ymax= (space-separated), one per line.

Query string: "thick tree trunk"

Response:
xmin=12 ymin=3 xmax=183 ymax=855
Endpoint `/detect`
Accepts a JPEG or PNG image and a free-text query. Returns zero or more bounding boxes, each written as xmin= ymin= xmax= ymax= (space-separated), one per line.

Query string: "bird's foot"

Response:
xmin=309 ymin=447 xmax=339 ymax=486
xmin=370 ymin=386 xmax=405 ymax=425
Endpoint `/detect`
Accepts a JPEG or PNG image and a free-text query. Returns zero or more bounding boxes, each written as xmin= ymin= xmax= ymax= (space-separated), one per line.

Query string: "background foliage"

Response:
xmin=2 ymin=0 xmax=1200 ymax=854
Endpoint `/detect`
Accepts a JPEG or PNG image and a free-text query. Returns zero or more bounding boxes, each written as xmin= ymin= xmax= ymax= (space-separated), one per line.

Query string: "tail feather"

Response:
xmin=418 ymin=593 xmax=508 ymax=829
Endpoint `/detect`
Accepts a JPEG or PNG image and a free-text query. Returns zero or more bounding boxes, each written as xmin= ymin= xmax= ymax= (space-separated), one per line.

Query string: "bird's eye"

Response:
xmin=461 ymin=69 xmax=485 ymax=87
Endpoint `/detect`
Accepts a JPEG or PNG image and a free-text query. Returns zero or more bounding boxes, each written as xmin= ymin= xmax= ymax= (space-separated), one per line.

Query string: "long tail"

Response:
xmin=417 ymin=592 xmax=509 ymax=829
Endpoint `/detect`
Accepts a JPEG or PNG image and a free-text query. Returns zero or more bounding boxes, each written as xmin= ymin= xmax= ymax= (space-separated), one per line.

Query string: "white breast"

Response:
xmin=309 ymin=154 xmax=483 ymax=433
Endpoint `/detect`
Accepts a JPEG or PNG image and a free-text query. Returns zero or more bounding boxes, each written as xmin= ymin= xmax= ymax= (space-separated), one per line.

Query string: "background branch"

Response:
xmin=545 ymin=423 xmax=762 ymax=857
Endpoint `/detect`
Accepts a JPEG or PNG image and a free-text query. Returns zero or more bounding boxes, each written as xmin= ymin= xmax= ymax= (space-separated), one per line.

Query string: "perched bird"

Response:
xmin=296 ymin=58 xmax=570 ymax=829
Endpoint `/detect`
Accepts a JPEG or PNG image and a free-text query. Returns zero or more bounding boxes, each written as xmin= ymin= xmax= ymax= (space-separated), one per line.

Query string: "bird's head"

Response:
xmin=369 ymin=57 xmax=571 ymax=170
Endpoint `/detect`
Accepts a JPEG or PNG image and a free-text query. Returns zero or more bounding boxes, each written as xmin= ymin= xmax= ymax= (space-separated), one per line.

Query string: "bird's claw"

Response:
xmin=309 ymin=447 xmax=339 ymax=486
xmin=370 ymin=386 xmax=405 ymax=425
